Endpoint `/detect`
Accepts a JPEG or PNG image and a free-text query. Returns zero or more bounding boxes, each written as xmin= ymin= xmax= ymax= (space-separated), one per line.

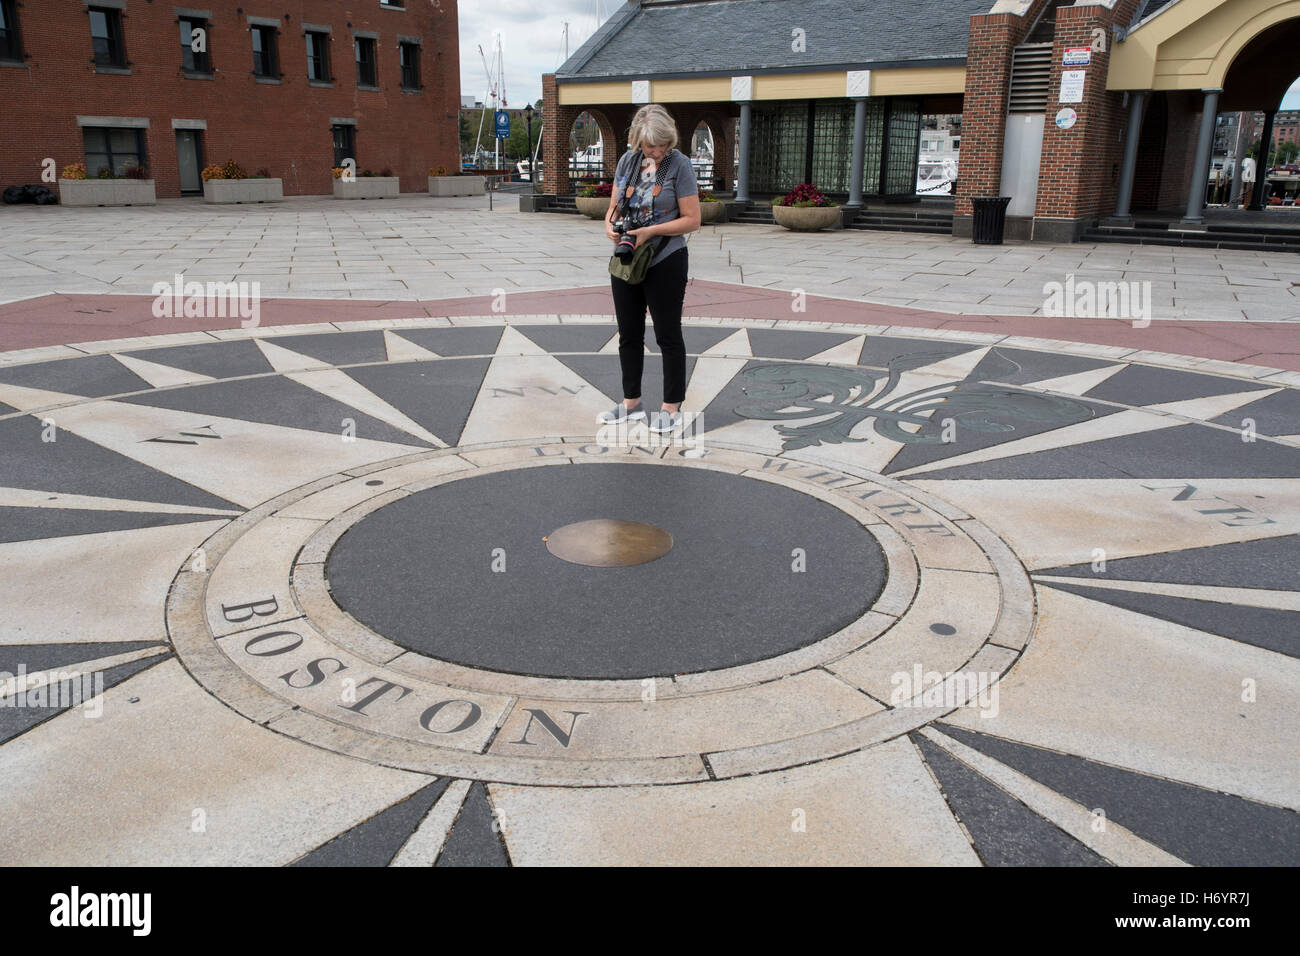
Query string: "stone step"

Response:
xmin=1083 ymin=228 xmax=1300 ymax=253
xmin=846 ymin=221 xmax=953 ymax=235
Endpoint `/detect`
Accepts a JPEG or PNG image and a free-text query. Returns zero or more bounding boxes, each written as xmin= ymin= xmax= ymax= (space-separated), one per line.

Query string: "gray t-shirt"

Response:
xmin=613 ymin=148 xmax=698 ymax=267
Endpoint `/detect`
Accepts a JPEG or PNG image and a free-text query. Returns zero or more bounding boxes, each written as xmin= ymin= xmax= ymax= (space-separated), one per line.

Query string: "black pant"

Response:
xmin=610 ymin=246 xmax=688 ymax=404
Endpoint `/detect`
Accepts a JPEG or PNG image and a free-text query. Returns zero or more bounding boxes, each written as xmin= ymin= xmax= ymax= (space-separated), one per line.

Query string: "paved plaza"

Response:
xmin=2 ymin=194 xmax=1298 ymax=321
xmin=0 ymin=196 xmax=1297 ymax=867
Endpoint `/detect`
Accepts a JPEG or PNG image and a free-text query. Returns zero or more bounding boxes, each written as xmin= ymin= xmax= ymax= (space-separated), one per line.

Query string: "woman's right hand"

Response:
xmin=604 ymin=217 xmax=619 ymax=243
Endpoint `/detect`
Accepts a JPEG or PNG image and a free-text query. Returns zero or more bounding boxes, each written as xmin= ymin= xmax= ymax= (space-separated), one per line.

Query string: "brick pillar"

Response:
xmin=542 ymin=74 xmax=581 ymax=195
xmin=953 ymin=12 xmax=1020 ymax=219
xmin=1032 ymin=0 xmax=1143 ymax=238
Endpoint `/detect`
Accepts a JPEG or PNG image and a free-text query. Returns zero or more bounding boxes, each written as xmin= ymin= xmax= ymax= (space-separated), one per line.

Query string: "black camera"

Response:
xmin=612 ymin=217 xmax=638 ymax=261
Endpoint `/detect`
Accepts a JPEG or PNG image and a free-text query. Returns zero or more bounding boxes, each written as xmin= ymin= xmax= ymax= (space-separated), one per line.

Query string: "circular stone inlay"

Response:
xmin=324 ymin=462 xmax=887 ymax=679
xmin=546 ymin=519 xmax=674 ymax=567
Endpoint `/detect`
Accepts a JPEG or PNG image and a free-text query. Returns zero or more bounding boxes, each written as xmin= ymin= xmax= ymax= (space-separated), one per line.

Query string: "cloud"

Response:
xmin=458 ymin=0 xmax=609 ymax=109
xmin=1283 ymin=77 xmax=1300 ymax=111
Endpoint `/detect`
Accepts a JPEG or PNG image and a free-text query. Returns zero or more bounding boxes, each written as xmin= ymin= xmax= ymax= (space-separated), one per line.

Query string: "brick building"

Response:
xmin=541 ymin=0 xmax=1300 ymax=243
xmin=0 ymin=0 xmax=461 ymax=198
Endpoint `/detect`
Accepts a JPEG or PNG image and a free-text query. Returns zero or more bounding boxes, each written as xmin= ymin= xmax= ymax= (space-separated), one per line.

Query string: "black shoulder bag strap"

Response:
xmin=618 ymin=149 xmax=673 ymax=254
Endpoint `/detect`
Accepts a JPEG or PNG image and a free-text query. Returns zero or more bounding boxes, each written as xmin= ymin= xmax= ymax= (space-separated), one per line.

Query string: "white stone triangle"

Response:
xmin=255 ymin=338 xmax=331 ymax=373
xmin=684 ymin=357 xmax=749 ymax=419
xmin=0 ymin=485 xmax=239 ymax=516
xmin=1033 ymin=575 xmax=1300 ymax=612
xmin=701 ymin=328 xmax=752 ymax=357
xmin=0 ymin=520 xmax=226 ymax=644
xmin=43 ymin=398 xmax=426 ymax=508
xmin=888 ymin=407 xmax=1175 ymax=477
xmin=498 ymin=324 xmax=550 ymax=356
xmin=112 ymin=353 xmax=216 ymax=388
xmin=285 ymin=369 xmax=447 ymax=447
xmin=0 ymin=381 xmax=94 ymax=413
xmin=0 ymin=658 xmax=438 ymax=865
xmin=390 ymin=780 xmax=473 ymax=867
xmin=384 ymin=330 xmax=440 ymax=362
xmin=919 ymin=727 xmax=1184 ymax=866
xmin=901 ymin=345 xmax=990 ymax=384
xmin=1022 ymin=363 xmax=1125 ymax=396
xmin=1146 ymin=387 xmax=1281 ymax=420
xmin=459 ymin=346 xmax=616 ymax=444
xmin=906 ymin=477 xmax=1300 ymax=569
xmin=806 ymin=334 xmax=865 ymax=365
xmin=0 ymin=646 xmax=169 ymax=702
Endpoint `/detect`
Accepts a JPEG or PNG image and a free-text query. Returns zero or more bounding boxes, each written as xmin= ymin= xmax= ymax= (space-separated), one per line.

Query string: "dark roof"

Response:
xmin=1134 ymin=0 xmax=1178 ymax=25
xmin=557 ymin=0 xmax=992 ymax=81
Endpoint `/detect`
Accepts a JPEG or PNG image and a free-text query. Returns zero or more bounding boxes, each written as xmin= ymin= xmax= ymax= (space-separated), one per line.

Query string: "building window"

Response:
xmin=380 ymin=1 xmax=405 ymax=8
xmin=180 ymin=16 xmax=210 ymax=73
xmin=251 ymin=24 xmax=278 ymax=78
xmin=399 ymin=41 xmax=419 ymax=90
xmin=0 ymin=0 xmax=23 ymax=62
xmin=83 ymin=126 xmax=147 ymax=178
xmin=306 ymin=31 xmax=330 ymax=81
xmin=89 ymin=6 xmax=126 ymax=68
xmin=355 ymin=36 xmax=376 ymax=87
xmin=332 ymin=124 xmax=355 ymax=168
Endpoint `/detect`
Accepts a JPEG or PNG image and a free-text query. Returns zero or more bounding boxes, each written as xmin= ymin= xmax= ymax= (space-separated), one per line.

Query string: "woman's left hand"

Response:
xmin=627 ymin=227 xmax=651 ymax=248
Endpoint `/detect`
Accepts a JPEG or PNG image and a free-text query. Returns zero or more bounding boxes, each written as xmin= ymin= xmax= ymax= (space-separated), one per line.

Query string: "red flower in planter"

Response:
xmin=774 ymin=183 xmax=835 ymax=207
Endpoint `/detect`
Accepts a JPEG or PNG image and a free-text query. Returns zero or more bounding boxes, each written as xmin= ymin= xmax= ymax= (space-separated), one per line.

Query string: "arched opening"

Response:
xmin=689 ymin=121 xmax=714 ymax=190
xmin=686 ymin=114 xmax=733 ymax=193
xmin=1131 ymin=92 xmax=1170 ymax=212
xmin=1216 ymin=17 xmax=1300 ymax=208
xmin=568 ymin=110 xmax=609 ymax=186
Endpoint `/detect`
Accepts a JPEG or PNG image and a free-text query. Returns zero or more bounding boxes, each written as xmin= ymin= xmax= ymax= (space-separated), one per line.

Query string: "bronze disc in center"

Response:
xmin=545 ymin=519 xmax=674 ymax=567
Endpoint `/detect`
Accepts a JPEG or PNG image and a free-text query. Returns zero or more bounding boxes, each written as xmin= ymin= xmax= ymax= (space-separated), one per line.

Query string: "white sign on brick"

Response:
xmin=631 ymin=80 xmax=651 ymax=104
xmin=1060 ymin=70 xmax=1086 ymax=104
xmin=731 ymin=76 xmax=753 ymax=101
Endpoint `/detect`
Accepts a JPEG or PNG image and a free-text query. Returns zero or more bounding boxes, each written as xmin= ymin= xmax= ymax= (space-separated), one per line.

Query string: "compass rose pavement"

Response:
xmin=0 ymin=285 xmax=1298 ymax=866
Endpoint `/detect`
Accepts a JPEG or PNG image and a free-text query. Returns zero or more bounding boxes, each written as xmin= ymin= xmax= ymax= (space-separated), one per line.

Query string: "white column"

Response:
xmin=732 ymin=76 xmax=754 ymax=203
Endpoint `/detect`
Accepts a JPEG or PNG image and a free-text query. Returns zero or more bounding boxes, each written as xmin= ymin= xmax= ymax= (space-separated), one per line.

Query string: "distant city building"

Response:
xmin=0 ymin=1 xmax=461 ymax=198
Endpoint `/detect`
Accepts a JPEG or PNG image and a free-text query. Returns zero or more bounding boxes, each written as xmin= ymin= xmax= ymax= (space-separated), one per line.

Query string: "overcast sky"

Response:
xmin=453 ymin=1 xmax=1300 ymax=111
xmin=457 ymin=0 xmax=612 ymax=109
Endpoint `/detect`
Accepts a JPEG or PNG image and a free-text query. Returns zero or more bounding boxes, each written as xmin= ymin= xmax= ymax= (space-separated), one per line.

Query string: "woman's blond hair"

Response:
xmin=627 ymin=104 xmax=679 ymax=152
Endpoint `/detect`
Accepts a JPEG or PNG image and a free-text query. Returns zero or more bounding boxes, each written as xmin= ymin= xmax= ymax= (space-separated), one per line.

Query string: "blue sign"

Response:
xmin=494 ymin=110 xmax=511 ymax=139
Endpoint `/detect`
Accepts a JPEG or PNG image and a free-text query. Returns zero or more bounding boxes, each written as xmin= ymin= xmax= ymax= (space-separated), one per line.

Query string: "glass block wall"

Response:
xmin=750 ymin=102 xmax=809 ymax=195
xmin=810 ymin=100 xmax=854 ymax=194
xmin=749 ymin=98 xmax=920 ymax=199
xmin=883 ymin=98 xmax=922 ymax=198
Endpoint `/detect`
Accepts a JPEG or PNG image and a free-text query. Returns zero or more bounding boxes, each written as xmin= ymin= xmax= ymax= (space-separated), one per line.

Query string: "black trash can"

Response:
xmin=971 ymin=196 xmax=1012 ymax=245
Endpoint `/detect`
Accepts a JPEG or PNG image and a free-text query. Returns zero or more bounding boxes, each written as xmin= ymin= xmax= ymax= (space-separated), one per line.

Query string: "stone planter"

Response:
xmin=428 ymin=175 xmax=485 ymax=197
xmin=203 ymin=178 xmax=283 ymax=204
xmin=699 ymin=201 xmax=725 ymax=224
xmin=574 ymin=196 xmax=610 ymax=219
xmin=59 ymin=178 xmax=156 ymax=207
xmin=333 ymin=177 xmax=400 ymax=200
xmin=771 ymin=203 xmax=841 ymax=231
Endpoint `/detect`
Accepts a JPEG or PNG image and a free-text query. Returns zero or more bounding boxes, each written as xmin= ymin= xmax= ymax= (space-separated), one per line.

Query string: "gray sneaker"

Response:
xmin=598 ymin=403 xmax=646 ymax=424
xmin=649 ymin=410 xmax=684 ymax=433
